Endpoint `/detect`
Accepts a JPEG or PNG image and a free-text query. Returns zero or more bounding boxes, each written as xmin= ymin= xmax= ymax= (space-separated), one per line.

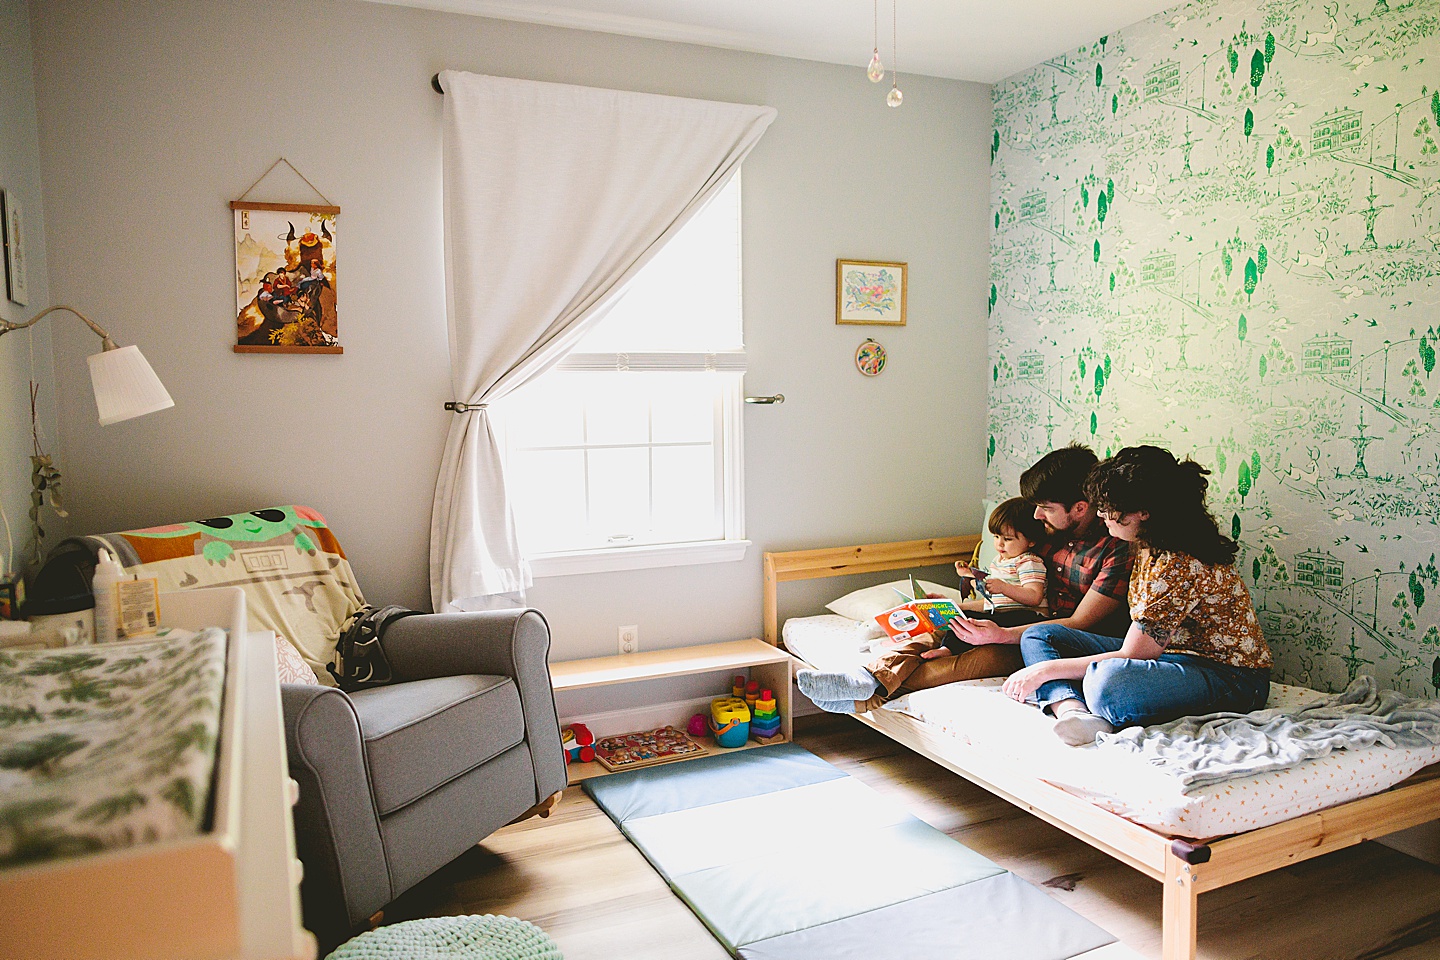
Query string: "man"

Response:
xmin=796 ymin=444 xmax=1132 ymax=713
xmin=956 ymin=443 xmax=1133 ymax=644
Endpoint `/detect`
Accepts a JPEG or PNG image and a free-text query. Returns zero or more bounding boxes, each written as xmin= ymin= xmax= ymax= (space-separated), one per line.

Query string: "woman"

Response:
xmin=1003 ymin=445 xmax=1272 ymax=746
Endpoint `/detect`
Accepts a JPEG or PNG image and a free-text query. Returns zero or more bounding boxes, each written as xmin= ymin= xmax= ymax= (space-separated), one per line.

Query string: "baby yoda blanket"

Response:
xmin=68 ymin=506 xmax=365 ymax=684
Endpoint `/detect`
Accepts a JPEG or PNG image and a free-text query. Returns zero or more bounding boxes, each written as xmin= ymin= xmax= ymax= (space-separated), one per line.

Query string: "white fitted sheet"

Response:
xmin=783 ymin=614 xmax=1440 ymax=839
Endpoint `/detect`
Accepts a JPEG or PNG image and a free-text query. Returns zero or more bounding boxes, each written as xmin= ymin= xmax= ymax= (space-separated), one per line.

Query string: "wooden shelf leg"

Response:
xmin=1162 ymin=858 xmax=1199 ymax=960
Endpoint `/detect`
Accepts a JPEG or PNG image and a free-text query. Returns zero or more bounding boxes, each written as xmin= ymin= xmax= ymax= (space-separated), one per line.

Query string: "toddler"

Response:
xmin=796 ymin=496 xmax=1052 ymax=712
xmin=929 ymin=497 xmax=1049 ymax=658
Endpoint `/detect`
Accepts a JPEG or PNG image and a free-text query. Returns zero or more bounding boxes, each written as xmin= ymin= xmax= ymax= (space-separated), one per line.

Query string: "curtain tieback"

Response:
xmin=444 ymin=401 xmax=487 ymax=413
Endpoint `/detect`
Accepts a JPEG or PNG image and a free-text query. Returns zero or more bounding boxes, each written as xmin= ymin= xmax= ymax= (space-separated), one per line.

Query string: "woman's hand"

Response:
xmin=1002 ymin=662 xmax=1055 ymax=701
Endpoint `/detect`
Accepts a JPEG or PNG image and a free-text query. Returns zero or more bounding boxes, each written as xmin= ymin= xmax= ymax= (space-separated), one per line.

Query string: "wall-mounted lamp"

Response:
xmin=0 ymin=304 xmax=173 ymax=425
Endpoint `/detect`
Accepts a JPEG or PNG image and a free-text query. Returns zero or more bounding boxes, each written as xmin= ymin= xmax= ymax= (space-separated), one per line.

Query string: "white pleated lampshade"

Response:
xmin=86 ymin=344 xmax=174 ymax=426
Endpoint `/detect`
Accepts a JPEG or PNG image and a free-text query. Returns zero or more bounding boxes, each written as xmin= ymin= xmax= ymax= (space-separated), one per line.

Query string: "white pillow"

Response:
xmin=825 ymin=579 xmax=963 ymax=622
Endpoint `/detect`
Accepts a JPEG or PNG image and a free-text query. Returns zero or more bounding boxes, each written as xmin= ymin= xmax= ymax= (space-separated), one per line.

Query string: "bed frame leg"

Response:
xmin=1162 ymin=858 xmax=1199 ymax=960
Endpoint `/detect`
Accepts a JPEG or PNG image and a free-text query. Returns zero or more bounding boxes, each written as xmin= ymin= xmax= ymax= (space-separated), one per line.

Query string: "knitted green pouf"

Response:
xmin=325 ymin=915 xmax=563 ymax=960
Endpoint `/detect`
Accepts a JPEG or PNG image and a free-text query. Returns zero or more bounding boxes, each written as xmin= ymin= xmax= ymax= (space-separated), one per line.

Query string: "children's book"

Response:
xmin=874 ymin=577 xmax=968 ymax=642
xmin=956 ymin=567 xmax=997 ymax=613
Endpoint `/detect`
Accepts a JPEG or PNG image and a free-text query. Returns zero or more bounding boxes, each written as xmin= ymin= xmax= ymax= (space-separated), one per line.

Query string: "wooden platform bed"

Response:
xmin=762 ymin=536 xmax=1440 ymax=960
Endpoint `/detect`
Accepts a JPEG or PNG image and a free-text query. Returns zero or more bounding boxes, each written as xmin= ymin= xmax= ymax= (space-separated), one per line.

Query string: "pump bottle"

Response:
xmin=92 ymin=548 xmax=124 ymax=644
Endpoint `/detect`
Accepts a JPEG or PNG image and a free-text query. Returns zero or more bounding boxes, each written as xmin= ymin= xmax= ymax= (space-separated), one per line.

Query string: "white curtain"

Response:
xmin=430 ymin=71 xmax=776 ymax=611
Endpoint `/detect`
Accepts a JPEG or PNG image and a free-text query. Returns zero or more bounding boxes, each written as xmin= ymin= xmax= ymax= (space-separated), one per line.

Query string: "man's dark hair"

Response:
xmin=1019 ymin=444 xmax=1098 ymax=507
xmin=987 ymin=497 xmax=1046 ymax=544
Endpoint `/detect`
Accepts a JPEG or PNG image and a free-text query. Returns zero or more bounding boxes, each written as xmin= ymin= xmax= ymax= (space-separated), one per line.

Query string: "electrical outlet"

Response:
xmin=618 ymin=625 xmax=639 ymax=655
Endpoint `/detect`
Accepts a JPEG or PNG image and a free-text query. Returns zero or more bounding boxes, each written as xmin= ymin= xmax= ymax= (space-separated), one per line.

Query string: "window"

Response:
xmin=493 ymin=176 xmax=747 ymax=575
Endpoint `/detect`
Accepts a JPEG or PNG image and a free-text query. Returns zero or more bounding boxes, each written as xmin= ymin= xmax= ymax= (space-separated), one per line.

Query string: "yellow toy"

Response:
xmin=709 ymin=696 xmax=751 ymax=747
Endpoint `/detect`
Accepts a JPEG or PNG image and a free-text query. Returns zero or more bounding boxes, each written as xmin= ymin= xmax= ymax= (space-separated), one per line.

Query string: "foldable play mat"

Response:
xmin=584 ymin=744 xmax=1134 ymax=960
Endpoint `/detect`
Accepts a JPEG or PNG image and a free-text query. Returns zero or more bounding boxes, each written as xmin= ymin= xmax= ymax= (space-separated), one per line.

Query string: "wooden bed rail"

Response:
xmin=762 ymin=535 xmax=980 ymax=644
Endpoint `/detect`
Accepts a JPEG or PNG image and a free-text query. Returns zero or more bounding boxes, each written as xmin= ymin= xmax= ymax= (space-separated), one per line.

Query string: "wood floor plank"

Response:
xmin=383 ymin=714 xmax=1440 ymax=960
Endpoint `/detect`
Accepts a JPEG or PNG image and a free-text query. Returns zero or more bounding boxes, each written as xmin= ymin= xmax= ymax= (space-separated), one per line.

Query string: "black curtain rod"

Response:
xmin=432 ymin=73 xmax=444 ymax=94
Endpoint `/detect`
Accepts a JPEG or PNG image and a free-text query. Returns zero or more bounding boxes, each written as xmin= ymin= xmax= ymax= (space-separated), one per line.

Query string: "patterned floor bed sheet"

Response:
xmin=783 ymin=614 xmax=1440 ymax=839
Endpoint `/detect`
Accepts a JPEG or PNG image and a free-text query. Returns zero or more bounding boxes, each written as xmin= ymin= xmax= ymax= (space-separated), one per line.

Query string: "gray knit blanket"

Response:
xmin=1095 ymin=676 xmax=1440 ymax=791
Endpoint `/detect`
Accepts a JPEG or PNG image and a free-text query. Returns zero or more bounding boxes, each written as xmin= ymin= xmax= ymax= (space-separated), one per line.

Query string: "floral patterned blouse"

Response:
xmin=1129 ymin=549 xmax=1272 ymax=670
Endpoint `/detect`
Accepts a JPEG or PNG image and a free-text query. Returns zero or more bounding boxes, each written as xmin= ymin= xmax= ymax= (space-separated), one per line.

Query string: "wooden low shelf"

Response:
xmin=550 ymin=637 xmax=792 ymax=784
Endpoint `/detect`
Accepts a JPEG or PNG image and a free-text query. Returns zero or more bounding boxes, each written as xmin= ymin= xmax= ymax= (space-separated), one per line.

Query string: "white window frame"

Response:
xmin=521 ymin=362 xmax=748 ymax=578
xmin=497 ymin=185 xmax=750 ymax=577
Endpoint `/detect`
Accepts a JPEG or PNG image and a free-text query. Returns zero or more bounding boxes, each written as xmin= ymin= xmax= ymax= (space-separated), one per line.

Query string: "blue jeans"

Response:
xmin=1019 ymin=623 xmax=1271 ymax=729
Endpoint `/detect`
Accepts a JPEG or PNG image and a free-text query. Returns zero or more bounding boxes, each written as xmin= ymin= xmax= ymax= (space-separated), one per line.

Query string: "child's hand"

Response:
xmin=924 ymin=591 xmax=945 ymax=599
xmin=920 ymin=647 xmax=955 ymax=660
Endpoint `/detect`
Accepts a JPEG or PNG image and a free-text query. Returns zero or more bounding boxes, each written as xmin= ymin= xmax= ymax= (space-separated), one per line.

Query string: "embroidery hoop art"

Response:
xmin=856 ymin=338 xmax=887 ymax=377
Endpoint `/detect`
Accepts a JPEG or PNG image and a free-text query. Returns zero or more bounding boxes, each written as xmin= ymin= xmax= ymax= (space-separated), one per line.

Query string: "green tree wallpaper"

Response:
xmin=989 ymin=0 xmax=1440 ymax=695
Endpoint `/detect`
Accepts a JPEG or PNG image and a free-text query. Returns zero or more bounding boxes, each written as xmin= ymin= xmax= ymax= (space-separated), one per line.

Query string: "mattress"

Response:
xmin=782 ymin=614 xmax=1440 ymax=839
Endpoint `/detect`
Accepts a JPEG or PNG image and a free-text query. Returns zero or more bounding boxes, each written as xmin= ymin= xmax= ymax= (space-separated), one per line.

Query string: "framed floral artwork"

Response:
xmin=2 ymin=190 xmax=30 ymax=307
xmin=232 ymin=201 xmax=341 ymax=354
xmin=836 ymin=259 xmax=906 ymax=326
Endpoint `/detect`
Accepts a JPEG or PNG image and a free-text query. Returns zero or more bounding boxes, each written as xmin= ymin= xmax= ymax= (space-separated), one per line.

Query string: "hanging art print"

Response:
xmin=836 ymin=259 xmax=907 ymax=326
xmin=232 ymin=201 xmax=341 ymax=353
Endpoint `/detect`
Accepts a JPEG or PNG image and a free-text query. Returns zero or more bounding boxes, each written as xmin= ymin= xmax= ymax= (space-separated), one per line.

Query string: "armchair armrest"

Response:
xmin=379 ymin=610 xmax=566 ymax=801
xmin=281 ymin=685 xmax=389 ymax=944
xmin=380 ymin=609 xmax=548 ymax=681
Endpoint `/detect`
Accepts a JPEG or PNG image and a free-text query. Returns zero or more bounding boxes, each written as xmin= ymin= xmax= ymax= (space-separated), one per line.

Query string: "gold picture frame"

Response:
xmin=836 ymin=259 xmax=906 ymax=326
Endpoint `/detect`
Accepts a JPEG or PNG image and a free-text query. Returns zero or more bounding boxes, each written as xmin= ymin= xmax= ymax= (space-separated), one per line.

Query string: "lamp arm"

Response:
xmin=0 ymin=304 xmax=119 ymax=351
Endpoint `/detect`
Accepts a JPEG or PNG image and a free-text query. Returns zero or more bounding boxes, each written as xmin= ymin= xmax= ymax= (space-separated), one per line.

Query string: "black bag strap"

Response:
xmin=327 ymin=604 xmax=420 ymax=691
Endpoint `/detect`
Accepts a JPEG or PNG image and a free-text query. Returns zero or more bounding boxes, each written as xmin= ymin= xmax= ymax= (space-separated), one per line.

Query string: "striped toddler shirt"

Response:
xmin=985 ymin=552 xmax=1048 ymax=612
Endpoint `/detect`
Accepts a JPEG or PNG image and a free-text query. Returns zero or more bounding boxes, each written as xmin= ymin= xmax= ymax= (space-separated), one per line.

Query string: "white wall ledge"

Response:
xmin=530 ymin=539 xmax=750 ymax=578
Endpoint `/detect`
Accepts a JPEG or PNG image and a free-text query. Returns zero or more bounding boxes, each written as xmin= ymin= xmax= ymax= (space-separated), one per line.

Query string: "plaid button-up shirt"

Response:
xmin=1037 ymin=522 xmax=1132 ymax=636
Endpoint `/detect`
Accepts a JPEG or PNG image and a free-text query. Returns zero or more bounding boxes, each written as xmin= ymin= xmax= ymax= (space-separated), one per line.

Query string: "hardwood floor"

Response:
xmin=385 ymin=715 xmax=1440 ymax=959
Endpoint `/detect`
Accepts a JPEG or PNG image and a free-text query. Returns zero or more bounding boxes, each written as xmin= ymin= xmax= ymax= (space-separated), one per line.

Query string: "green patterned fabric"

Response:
xmin=0 ymin=628 xmax=228 ymax=868
xmin=325 ymin=915 xmax=563 ymax=960
xmin=989 ymin=0 xmax=1440 ymax=697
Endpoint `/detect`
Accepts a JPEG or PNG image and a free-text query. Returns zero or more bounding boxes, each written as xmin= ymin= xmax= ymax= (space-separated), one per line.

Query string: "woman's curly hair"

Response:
xmin=1083 ymin=445 xmax=1238 ymax=566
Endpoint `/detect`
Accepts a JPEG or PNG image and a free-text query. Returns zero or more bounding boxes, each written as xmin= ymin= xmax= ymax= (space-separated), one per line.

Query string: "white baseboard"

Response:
xmin=1376 ymin=820 xmax=1440 ymax=866
xmin=559 ymin=695 xmax=717 ymax=739
xmin=792 ymin=694 xmax=824 ymax=718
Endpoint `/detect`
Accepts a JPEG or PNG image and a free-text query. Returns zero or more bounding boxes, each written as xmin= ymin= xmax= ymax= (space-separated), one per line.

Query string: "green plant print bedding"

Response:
xmin=0 ymin=628 xmax=228 ymax=869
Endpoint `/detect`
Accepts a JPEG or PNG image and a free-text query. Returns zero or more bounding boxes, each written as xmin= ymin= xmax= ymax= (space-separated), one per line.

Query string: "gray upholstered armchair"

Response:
xmin=281 ymin=609 xmax=567 ymax=949
xmin=32 ymin=507 xmax=566 ymax=951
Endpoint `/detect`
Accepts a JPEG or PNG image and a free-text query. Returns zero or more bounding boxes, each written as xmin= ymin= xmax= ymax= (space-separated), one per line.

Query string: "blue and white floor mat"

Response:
xmin=584 ymin=743 xmax=1138 ymax=959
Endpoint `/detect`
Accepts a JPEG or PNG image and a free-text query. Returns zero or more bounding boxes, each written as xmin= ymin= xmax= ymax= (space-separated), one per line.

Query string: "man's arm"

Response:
xmin=1055 ymin=589 xmax=1124 ymax=634
xmin=948 ymin=587 xmax=1124 ymax=646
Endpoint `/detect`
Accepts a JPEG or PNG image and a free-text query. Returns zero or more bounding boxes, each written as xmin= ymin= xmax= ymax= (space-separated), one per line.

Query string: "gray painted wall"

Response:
xmin=28 ymin=0 xmax=991 ymax=662
xmin=0 ymin=0 xmax=55 ymax=583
